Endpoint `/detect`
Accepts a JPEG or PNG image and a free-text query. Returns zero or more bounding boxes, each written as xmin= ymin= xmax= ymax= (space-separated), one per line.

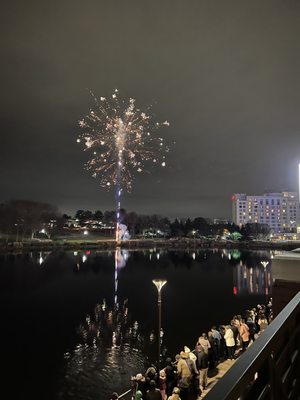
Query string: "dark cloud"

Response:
xmin=1 ymin=0 xmax=300 ymax=219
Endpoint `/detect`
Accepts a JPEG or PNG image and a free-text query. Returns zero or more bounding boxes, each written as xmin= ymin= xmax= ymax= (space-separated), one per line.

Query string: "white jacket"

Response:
xmin=224 ymin=327 xmax=235 ymax=347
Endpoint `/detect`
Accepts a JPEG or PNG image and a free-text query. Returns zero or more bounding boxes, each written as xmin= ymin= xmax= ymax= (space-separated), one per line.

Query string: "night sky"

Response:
xmin=1 ymin=0 xmax=300 ymax=220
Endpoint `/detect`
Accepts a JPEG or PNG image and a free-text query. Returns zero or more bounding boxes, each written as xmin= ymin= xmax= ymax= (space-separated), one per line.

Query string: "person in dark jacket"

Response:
xmin=164 ymin=357 xmax=177 ymax=397
xmin=144 ymin=367 xmax=158 ymax=392
xmin=146 ymin=380 xmax=163 ymax=400
xmin=195 ymin=345 xmax=209 ymax=392
xmin=246 ymin=317 xmax=257 ymax=343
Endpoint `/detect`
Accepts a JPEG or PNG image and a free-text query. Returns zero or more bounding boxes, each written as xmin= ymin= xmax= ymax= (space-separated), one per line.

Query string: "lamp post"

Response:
xmin=152 ymin=279 xmax=167 ymax=371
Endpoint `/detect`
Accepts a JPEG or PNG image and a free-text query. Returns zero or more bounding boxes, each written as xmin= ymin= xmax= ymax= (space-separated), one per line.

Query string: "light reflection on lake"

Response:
xmin=0 ymin=248 xmax=273 ymax=400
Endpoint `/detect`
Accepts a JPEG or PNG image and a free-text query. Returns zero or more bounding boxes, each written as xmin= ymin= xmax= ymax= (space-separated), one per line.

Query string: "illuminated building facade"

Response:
xmin=232 ymin=192 xmax=299 ymax=233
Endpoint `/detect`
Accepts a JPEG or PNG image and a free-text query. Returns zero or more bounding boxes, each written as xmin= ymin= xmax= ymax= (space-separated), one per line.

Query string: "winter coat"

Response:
xmin=224 ymin=327 xmax=235 ymax=347
xmin=146 ymin=389 xmax=163 ymax=400
xmin=168 ymin=394 xmax=181 ymax=400
xmin=177 ymin=359 xmax=191 ymax=379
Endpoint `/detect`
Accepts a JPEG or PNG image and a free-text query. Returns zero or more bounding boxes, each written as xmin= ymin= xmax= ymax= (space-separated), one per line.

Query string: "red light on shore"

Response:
xmin=86 ymin=250 xmax=91 ymax=255
xmin=231 ymin=195 xmax=236 ymax=201
xmin=233 ymin=286 xmax=237 ymax=295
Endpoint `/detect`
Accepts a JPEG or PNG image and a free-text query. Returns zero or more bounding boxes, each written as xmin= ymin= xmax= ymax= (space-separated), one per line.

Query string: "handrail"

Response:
xmin=113 ymin=298 xmax=292 ymax=400
xmin=204 ymin=291 xmax=300 ymax=400
xmin=118 ymin=389 xmax=132 ymax=399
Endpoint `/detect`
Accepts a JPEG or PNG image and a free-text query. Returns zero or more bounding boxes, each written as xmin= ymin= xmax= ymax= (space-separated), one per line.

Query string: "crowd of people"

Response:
xmin=110 ymin=300 xmax=273 ymax=400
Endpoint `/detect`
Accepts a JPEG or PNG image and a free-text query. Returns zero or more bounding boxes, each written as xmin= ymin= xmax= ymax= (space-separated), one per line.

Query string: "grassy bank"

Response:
xmin=1 ymin=237 xmax=300 ymax=253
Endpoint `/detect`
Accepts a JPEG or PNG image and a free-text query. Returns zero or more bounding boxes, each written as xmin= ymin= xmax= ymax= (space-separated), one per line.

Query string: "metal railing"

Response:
xmin=205 ymin=291 xmax=300 ymax=400
xmin=118 ymin=389 xmax=132 ymax=400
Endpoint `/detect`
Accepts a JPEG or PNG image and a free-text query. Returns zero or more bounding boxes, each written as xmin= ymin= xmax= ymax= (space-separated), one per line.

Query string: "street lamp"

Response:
xmin=260 ymin=261 xmax=269 ymax=268
xmin=152 ymin=279 xmax=167 ymax=370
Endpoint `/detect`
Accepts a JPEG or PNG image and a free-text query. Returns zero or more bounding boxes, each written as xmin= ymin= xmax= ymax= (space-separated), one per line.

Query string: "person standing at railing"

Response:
xmin=211 ymin=326 xmax=221 ymax=361
xmin=239 ymin=319 xmax=250 ymax=351
xmin=131 ymin=373 xmax=147 ymax=400
xmin=224 ymin=325 xmax=235 ymax=360
xmin=195 ymin=345 xmax=209 ymax=392
xmin=218 ymin=325 xmax=227 ymax=360
xmin=134 ymin=389 xmax=143 ymax=400
xmin=197 ymin=334 xmax=210 ymax=355
xmin=167 ymin=387 xmax=181 ymax=400
xmin=144 ymin=367 xmax=158 ymax=393
xmin=145 ymin=380 xmax=163 ymax=400
xmin=257 ymin=314 xmax=268 ymax=333
xmin=163 ymin=357 xmax=177 ymax=397
xmin=207 ymin=331 xmax=218 ymax=369
xmin=158 ymin=370 xmax=167 ymax=400
xmin=231 ymin=319 xmax=240 ymax=351
xmin=246 ymin=316 xmax=257 ymax=343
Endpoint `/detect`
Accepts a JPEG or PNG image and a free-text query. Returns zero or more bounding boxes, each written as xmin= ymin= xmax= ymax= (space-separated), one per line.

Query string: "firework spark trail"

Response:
xmin=77 ymin=89 xmax=170 ymax=240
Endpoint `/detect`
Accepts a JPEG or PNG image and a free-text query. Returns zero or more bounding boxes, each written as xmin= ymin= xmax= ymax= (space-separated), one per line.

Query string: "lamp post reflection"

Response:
xmin=260 ymin=261 xmax=270 ymax=297
xmin=152 ymin=279 xmax=167 ymax=370
xmin=260 ymin=261 xmax=269 ymax=269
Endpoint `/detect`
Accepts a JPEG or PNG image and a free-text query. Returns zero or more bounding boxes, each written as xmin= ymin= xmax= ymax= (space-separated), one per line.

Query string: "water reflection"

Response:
xmin=61 ymin=248 xmax=150 ymax=400
xmin=77 ymin=298 xmax=140 ymax=348
xmin=114 ymin=247 xmax=129 ymax=305
xmin=0 ymin=248 xmax=275 ymax=400
xmin=220 ymin=249 xmax=273 ymax=296
xmin=30 ymin=250 xmax=51 ymax=265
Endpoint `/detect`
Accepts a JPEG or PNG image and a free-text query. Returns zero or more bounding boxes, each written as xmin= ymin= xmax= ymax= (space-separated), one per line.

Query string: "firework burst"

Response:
xmin=77 ymin=89 xmax=170 ymax=192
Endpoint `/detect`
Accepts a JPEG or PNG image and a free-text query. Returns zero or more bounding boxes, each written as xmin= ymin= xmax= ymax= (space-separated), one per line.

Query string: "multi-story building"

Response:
xmin=232 ymin=192 xmax=300 ymax=233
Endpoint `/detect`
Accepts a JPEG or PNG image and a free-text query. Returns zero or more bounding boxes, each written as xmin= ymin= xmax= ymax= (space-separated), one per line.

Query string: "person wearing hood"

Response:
xmin=183 ymin=346 xmax=198 ymax=375
xmin=177 ymin=351 xmax=192 ymax=381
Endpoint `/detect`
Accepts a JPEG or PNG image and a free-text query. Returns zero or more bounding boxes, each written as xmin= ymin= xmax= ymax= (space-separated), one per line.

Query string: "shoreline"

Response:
xmin=1 ymin=237 xmax=299 ymax=253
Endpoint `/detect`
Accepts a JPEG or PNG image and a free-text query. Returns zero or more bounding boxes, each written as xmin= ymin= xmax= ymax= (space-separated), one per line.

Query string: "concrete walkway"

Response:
xmin=199 ymin=358 xmax=236 ymax=398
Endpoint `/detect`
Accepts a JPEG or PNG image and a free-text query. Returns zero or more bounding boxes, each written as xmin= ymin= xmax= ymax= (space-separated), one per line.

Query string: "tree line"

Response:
xmin=66 ymin=208 xmax=271 ymax=239
xmin=0 ymin=199 xmax=62 ymax=240
xmin=0 ymin=199 xmax=271 ymax=241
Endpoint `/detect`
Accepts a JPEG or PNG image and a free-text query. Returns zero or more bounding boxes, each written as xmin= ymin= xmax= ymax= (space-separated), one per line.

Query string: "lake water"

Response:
xmin=0 ymin=248 xmax=273 ymax=400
